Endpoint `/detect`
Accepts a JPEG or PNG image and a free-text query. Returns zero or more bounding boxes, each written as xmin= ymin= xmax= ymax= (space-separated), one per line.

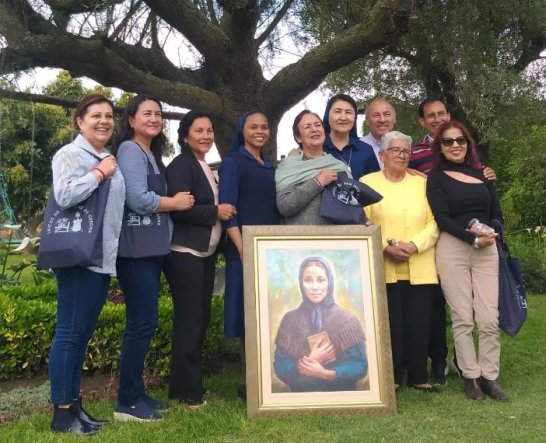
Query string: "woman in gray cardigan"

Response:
xmin=112 ymin=95 xmax=194 ymax=422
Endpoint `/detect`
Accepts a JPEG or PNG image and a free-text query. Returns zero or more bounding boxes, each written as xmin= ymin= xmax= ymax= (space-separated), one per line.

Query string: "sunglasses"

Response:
xmin=441 ymin=136 xmax=467 ymax=147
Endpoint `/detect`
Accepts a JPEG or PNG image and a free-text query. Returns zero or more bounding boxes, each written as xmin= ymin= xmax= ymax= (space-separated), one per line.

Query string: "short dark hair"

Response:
xmin=323 ymin=94 xmax=358 ymax=137
xmin=430 ymin=120 xmax=482 ymax=170
xmin=177 ymin=110 xmax=213 ymax=146
xmin=72 ymin=94 xmax=114 ymax=131
xmin=418 ymin=97 xmax=448 ymax=118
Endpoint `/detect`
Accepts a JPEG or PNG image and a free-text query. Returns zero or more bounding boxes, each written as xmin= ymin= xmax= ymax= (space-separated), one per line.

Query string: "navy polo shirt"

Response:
xmin=323 ymin=135 xmax=380 ymax=180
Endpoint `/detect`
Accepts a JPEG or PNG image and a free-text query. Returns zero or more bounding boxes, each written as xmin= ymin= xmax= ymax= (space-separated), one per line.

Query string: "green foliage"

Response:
xmin=0 ymin=282 xmax=229 ymax=380
xmin=42 ymin=71 xmax=85 ymax=100
xmin=1 ymin=295 xmax=546 ymax=439
xmin=321 ymin=0 xmax=546 ymax=147
xmin=506 ymin=230 xmax=546 ymax=294
xmin=0 ymin=99 xmax=72 ymax=227
xmin=491 ymin=99 xmax=546 ymax=229
xmin=0 ymin=297 xmax=56 ymax=377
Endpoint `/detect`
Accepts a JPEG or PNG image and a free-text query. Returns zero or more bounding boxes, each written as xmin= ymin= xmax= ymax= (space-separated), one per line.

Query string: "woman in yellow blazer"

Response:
xmin=361 ymin=131 xmax=439 ymax=393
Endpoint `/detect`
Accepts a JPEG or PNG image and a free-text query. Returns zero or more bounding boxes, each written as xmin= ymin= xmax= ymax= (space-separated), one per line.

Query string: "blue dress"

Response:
xmin=218 ymin=147 xmax=280 ymax=337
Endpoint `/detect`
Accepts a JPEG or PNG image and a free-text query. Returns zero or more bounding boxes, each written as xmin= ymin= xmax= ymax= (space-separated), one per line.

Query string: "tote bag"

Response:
xmin=37 ymin=179 xmax=110 ymax=269
xmin=37 ymin=149 xmax=111 ymax=269
xmin=117 ymin=154 xmax=171 ymax=258
xmin=497 ymin=229 xmax=528 ymax=337
xmin=320 ymin=171 xmax=383 ymax=224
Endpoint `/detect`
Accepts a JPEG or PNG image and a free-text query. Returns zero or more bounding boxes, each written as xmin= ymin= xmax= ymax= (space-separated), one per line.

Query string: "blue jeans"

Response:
xmin=49 ymin=267 xmax=110 ymax=404
xmin=116 ymin=256 xmax=163 ymax=406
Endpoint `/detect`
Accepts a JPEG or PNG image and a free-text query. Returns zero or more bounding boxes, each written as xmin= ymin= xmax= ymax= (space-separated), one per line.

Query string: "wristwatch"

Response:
xmin=473 ymin=237 xmax=480 ymax=249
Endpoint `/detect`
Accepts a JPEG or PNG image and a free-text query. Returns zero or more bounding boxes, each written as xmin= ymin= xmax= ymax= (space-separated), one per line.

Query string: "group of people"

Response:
xmin=46 ymin=92 xmax=507 ymax=435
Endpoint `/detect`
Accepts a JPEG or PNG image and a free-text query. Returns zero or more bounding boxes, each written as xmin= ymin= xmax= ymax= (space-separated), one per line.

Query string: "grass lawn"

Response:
xmin=1 ymin=295 xmax=544 ymax=442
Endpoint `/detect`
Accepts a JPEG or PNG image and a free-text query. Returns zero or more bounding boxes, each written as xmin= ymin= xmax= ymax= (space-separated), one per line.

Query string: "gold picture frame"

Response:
xmin=243 ymin=225 xmax=395 ymax=418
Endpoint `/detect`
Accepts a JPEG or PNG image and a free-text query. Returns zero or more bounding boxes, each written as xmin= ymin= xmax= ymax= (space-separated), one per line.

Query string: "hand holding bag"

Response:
xmin=497 ymin=227 xmax=528 ymax=337
xmin=320 ymin=171 xmax=383 ymax=224
xmin=37 ymin=151 xmax=111 ymax=269
xmin=117 ymin=153 xmax=171 ymax=258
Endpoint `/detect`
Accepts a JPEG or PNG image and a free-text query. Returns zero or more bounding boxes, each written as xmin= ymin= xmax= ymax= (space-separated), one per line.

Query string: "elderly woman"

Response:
xmin=275 ymin=110 xmax=350 ymax=224
xmin=361 ymin=131 xmax=439 ymax=393
xmin=47 ymin=94 xmax=125 ymax=435
xmin=165 ymin=111 xmax=237 ymax=408
xmin=426 ymin=121 xmax=506 ymax=401
xmin=274 ymin=257 xmax=367 ymax=392
xmin=322 ymin=94 xmax=380 ymax=180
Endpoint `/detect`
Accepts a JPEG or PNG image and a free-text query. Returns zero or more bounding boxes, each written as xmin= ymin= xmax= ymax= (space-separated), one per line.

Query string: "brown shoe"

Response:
xmin=480 ymin=377 xmax=509 ymax=402
xmin=464 ymin=378 xmax=485 ymax=401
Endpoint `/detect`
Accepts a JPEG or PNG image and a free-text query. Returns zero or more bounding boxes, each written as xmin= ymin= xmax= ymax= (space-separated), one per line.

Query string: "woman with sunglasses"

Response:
xmin=361 ymin=131 xmax=439 ymax=393
xmin=426 ymin=121 xmax=507 ymax=402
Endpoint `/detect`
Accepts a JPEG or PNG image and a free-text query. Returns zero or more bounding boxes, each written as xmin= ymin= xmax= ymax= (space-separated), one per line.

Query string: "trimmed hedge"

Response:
xmin=0 ymin=282 xmax=232 ymax=380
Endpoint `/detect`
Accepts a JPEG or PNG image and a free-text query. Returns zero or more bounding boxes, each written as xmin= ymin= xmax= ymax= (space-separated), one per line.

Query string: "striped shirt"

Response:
xmin=409 ymin=134 xmax=434 ymax=174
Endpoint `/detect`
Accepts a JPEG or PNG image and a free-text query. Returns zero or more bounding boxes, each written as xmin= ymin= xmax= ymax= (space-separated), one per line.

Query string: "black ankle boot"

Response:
xmin=75 ymin=396 xmax=109 ymax=427
xmin=51 ymin=403 xmax=100 ymax=435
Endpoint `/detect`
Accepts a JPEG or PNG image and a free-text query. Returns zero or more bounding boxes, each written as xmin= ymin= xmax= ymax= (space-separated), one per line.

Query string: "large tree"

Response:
xmin=0 ymin=0 xmax=418 ymax=157
xmin=317 ymin=0 xmax=546 ymax=159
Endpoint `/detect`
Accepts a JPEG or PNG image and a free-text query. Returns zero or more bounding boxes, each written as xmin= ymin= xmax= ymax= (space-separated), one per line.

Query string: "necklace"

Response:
xmin=333 ymin=148 xmax=352 ymax=173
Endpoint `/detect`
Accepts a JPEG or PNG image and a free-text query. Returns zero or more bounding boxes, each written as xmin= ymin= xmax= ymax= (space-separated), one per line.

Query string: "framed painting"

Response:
xmin=243 ymin=225 xmax=395 ymax=418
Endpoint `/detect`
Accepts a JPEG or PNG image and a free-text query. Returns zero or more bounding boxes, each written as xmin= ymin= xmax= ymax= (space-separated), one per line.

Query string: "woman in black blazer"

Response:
xmin=165 ymin=111 xmax=236 ymax=407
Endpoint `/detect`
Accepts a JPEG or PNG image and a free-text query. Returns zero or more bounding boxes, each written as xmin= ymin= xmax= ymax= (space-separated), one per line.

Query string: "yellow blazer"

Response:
xmin=360 ymin=171 xmax=439 ymax=284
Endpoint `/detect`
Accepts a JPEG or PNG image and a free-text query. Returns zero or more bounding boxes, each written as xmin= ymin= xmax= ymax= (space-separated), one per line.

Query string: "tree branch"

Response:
xmin=513 ymin=34 xmax=546 ymax=73
xmin=144 ymin=0 xmax=230 ymax=64
xmin=256 ymin=0 xmax=295 ymax=47
xmin=264 ymin=0 xmax=414 ymax=120
xmin=0 ymin=89 xmax=187 ymax=120
xmin=205 ymin=0 xmax=219 ymax=26
xmin=0 ymin=36 xmax=225 ymax=114
xmin=111 ymin=0 xmax=144 ymax=40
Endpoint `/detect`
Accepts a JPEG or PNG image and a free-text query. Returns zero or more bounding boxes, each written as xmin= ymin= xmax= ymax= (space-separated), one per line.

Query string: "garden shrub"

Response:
xmin=0 ymin=282 xmax=231 ymax=379
xmin=506 ymin=231 xmax=546 ymax=294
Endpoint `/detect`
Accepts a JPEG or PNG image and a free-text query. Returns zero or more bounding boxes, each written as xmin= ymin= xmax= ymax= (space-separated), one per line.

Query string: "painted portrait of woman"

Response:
xmin=273 ymin=256 xmax=368 ymax=392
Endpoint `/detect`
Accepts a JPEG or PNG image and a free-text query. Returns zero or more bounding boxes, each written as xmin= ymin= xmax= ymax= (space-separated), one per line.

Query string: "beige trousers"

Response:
xmin=436 ymin=232 xmax=500 ymax=380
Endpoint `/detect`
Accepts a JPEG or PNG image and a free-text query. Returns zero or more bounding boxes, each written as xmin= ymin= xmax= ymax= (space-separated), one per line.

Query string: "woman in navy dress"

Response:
xmin=218 ymin=111 xmax=281 ymax=397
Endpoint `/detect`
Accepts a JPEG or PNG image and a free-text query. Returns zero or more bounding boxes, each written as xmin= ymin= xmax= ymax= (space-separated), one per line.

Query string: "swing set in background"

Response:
xmin=0 ymin=103 xmax=38 ymax=254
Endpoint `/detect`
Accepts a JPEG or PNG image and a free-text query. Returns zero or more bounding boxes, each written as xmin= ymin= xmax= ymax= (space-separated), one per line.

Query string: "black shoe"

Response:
xmin=143 ymin=393 xmax=171 ymax=411
xmin=51 ymin=403 xmax=100 ymax=435
xmin=431 ymin=361 xmax=448 ymax=385
xmin=464 ymin=378 xmax=485 ymax=401
xmin=480 ymin=377 xmax=509 ymax=402
xmin=76 ymin=396 xmax=109 ymax=427
xmin=411 ymin=385 xmax=440 ymax=393
xmin=237 ymin=385 xmax=247 ymax=400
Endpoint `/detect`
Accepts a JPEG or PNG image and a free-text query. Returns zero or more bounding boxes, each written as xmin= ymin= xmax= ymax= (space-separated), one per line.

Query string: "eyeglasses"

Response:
xmin=385 ymin=147 xmax=411 ymax=158
xmin=441 ymin=136 xmax=467 ymax=147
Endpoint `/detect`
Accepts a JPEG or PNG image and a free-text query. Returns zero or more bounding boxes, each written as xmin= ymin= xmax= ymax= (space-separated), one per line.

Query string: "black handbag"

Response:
xmin=497 ymin=228 xmax=528 ymax=337
xmin=320 ymin=171 xmax=383 ymax=224
xmin=117 ymin=154 xmax=171 ymax=258
xmin=37 ymin=150 xmax=111 ymax=269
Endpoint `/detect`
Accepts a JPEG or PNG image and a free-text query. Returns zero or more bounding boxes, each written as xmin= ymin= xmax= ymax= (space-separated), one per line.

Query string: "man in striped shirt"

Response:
xmin=410 ymin=97 xmax=496 ymax=385
xmin=409 ymin=98 xmax=451 ymax=174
